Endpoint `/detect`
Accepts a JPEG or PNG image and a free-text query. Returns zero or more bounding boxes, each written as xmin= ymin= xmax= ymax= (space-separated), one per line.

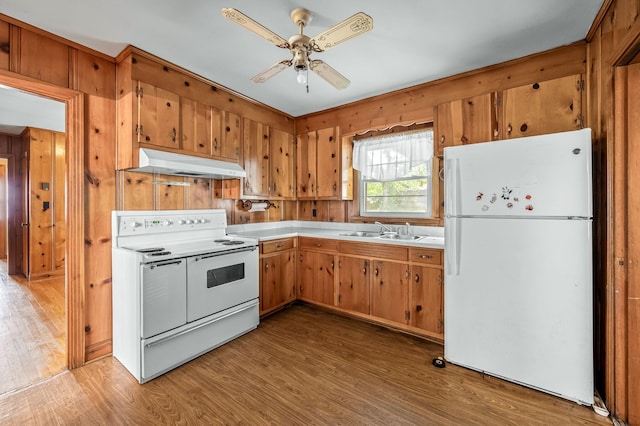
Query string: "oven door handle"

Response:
xmin=194 ymin=246 xmax=257 ymax=261
xmin=145 ymin=302 xmax=257 ymax=348
xmin=147 ymin=259 xmax=184 ymax=269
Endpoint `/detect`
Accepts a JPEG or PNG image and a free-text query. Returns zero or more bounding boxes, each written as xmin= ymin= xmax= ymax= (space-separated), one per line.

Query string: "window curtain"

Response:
xmin=353 ymin=130 xmax=434 ymax=181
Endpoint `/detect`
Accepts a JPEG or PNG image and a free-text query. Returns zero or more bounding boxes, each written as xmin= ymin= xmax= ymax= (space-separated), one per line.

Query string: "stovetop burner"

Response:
xmin=222 ymin=240 xmax=245 ymax=246
xmin=147 ymin=251 xmax=171 ymax=257
xmin=135 ymin=247 xmax=166 ymax=253
xmin=214 ymin=239 xmax=230 ymax=243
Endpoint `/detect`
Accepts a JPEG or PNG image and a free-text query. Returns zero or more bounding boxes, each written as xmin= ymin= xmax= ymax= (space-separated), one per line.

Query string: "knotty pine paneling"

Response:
xmin=155 ymin=174 xmax=186 ymax=210
xmin=187 ymin=178 xmax=213 ymax=209
xmin=119 ymin=171 xmax=153 ymax=210
xmin=78 ymin=50 xmax=116 ymax=361
xmin=15 ymin=28 xmax=69 ymax=87
xmin=54 ymin=131 xmax=65 ymax=271
xmin=0 ymin=20 xmax=8 ymax=70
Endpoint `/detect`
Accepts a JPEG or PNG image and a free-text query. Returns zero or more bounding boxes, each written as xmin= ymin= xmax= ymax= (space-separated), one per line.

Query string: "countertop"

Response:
xmin=227 ymin=221 xmax=444 ymax=249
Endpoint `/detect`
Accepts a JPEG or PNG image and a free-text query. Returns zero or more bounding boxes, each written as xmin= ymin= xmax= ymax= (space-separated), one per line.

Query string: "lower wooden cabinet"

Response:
xmin=298 ymin=250 xmax=335 ymax=305
xmin=371 ymin=260 xmax=409 ymax=324
xmin=410 ymin=265 xmax=443 ymax=335
xmin=260 ymin=238 xmax=297 ymax=315
xmin=337 ymin=256 xmax=370 ymax=314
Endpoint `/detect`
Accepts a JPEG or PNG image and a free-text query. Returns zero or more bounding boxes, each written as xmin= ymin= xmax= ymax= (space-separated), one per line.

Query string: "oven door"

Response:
xmin=141 ymin=259 xmax=187 ymax=338
xmin=186 ymin=247 xmax=258 ymax=322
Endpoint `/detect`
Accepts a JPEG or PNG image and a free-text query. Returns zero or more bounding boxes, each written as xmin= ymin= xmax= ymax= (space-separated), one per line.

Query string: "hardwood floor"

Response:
xmin=0 ymin=261 xmax=66 ymax=396
xmin=0 ymin=304 xmax=610 ymax=425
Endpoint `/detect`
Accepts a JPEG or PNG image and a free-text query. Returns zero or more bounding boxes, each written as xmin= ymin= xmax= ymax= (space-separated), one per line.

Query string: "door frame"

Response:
xmin=0 ymin=69 xmax=85 ymax=369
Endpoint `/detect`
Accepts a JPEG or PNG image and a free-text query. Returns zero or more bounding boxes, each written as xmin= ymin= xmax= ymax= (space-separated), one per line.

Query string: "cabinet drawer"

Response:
xmin=261 ymin=238 xmax=296 ymax=254
xmin=410 ymin=248 xmax=443 ymax=265
xmin=339 ymin=242 xmax=408 ymax=261
xmin=299 ymin=237 xmax=338 ymax=252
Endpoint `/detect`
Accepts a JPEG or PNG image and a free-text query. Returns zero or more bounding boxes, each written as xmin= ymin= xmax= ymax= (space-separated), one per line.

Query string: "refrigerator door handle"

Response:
xmin=444 ymin=158 xmax=460 ymax=217
xmin=445 ymin=217 xmax=461 ymax=276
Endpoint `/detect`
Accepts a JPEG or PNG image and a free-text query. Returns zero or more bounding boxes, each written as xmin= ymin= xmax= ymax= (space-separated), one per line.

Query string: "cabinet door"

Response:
xmin=316 ymin=127 xmax=340 ymax=198
xmin=270 ymin=128 xmax=295 ymax=199
xmin=435 ymin=94 xmax=496 ymax=156
xmin=261 ymin=251 xmax=296 ymax=314
xmin=371 ymin=260 xmax=409 ymax=324
xmin=296 ymin=131 xmax=317 ymax=199
xmin=337 ymin=256 xmax=370 ymax=314
xmin=242 ymin=118 xmax=270 ymax=197
xmin=137 ymin=81 xmax=180 ymax=149
xmin=298 ymin=251 xmax=335 ymax=305
xmin=221 ymin=111 xmax=241 ymax=162
xmin=411 ymin=265 xmax=443 ymax=335
xmin=502 ymin=74 xmax=582 ymax=139
xmin=180 ymin=98 xmax=212 ymax=155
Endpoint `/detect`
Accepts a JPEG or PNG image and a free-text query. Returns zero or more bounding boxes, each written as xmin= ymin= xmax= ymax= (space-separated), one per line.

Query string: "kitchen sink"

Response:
xmin=377 ymin=234 xmax=424 ymax=241
xmin=339 ymin=231 xmax=382 ymax=238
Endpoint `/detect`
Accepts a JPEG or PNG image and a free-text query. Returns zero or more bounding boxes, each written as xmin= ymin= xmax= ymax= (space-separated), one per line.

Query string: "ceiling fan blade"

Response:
xmin=310 ymin=12 xmax=373 ymax=52
xmin=250 ymin=60 xmax=292 ymax=83
xmin=309 ymin=60 xmax=350 ymax=90
xmin=221 ymin=8 xmax=289 ymax=48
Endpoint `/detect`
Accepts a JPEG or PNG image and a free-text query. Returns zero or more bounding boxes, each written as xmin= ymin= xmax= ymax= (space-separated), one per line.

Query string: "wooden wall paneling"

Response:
xmin=119 ymin=171 xmax=153 ymax=210
xmin=17 ymin=29 xmax=69 ymax=87
xmin=296 ymin=43 xmax=586 ymax=136
xmin=340 ymin=135 xmax=353 ymax=200
xmin=0 ymin=162 xmax=6 ymax=258
xmin=298 ymin=201 xmax=314 ymax=221
xmin=0 ymin=20 xmax=8 ymax=70
xmin=78 ymin=51 xmax=116 ymax=361
xmin=313 ymin=201 xmax=330 ymax=222
xmin=155 ymin=175 xmax=185 ymax=210
xmin=115 ymin=57 xmax=135 ymax=170
xmin=501 ymin=74 xmax=583 ymax=139
xmin=624 ymin=60 xmax=640 ymax=426
xmin=54 ymin=131 xmax=65 ymax=271
xmin=28 ymin=128 xmax=53 ymax=276
xmin=187 ymin=178 xmax=212 ymax=209
xmin=269 ymin=128 xmax=294 ymax=199
xmin=267 ymin=201 xmax=282 ymax=222
xmin=281 ymin=201 xmax=298 ymax=221
xmin=327 ymin=201 xmax=346 ymax=222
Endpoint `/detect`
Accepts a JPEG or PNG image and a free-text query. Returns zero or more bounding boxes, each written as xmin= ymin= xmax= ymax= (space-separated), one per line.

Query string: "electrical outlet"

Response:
xmin=312 ymin=208 xmax=317 ymax=217
xmin=43 ymin=201 xmax=50 ymax=211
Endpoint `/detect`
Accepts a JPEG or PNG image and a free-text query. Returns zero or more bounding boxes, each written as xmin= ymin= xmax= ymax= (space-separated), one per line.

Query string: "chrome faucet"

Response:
xmin=374 ymin=221 xmax=394 ymax=233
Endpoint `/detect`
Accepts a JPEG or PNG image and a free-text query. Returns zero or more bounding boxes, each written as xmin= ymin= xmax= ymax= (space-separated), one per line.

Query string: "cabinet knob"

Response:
xmin=440 ymin=134 xmax=445 ymax=144
xmin=172 ymin=127 xmax=177 ymax=142
xmin=316 ymin=243 xmax=321 ymax=247
xmin=264 ymin=263 xmax=269 ymax=270
xmin=420 ymin=254 xmax=433 ymax=259
xmin=375 ymin=268 xmax=379 ymax=276
xmin=362 ymin=268 xmax=367 ymax=275
xmin=507 ymin=124 xmax=513 ymax=134
xmin=415 ymin=274 xmax=420 ymax=283
xmin=276 ymin=243 xmax=283 ymax=248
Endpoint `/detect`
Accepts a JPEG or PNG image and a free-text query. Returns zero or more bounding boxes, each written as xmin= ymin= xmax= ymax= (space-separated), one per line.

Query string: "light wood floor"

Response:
xmin=0 ymin=303 xmax=611 ymax=425
xmin=0 ymin=261 xmax=66 ymax=396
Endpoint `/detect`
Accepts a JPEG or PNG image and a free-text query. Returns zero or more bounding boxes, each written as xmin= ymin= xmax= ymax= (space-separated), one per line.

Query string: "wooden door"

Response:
xmin=297 ymin=250 xmax=315 ymax=301
xmin=411 ymin=266 xmax=443 ymax=335
xmin=371 ymin=260 xmax=409 ymax=324
xmin=21 ymin=135 xmax=29 ymax=277
xmin=270 ymin=128 xmax=294 ymax=199
xmin=137 ymin=81 xmax=180 ymax=149
xmin=337 ymin=256 xmax=370 ymax=314
xmin=313 ymin=252 xmax=335 ymax=305
xmin=242 ymin=118 xmax=270 ymax=197
xmin=180 ymin=98 xmax=212 ymax=155
xmin=221 ymin=111 xmax=241 ymax=162
xmin=296 ymin=131 xmax=317 ymax=199
xmin=261 ymin=251 xmax=296 ymax=314
xmin=316 ymin=127 xmax=340 ymax=198
xmin=502 ymin=74 xmax=582 ymax=139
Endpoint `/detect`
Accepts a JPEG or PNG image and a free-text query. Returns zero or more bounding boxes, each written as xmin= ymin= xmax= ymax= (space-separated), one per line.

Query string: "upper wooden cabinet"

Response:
xmin=297 ymin=126 xmax=353 ymax=200
xmin=434 ymin=93 xmax=496 ymax=156
xmin=219 ymin=111 xmax=242 ymax=162
xmin=243 ymin=118 xmax=295 ymax=199
xmin=180 ymin=97 xmax=212 ymax=156
xmin=434 ymin=74 xmax=584 ymax=155
xmin=501 ymin=74 xmax=583 ymax=139
xmin=136 ymin=81 xmax=181 ymax=149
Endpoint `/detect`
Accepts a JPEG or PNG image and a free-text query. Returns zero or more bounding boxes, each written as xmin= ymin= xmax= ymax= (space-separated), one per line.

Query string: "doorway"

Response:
xmin=0 ymin=69 xmax=85 ymax=374
xmin=0 ymin=86 xmax=67 ymax=394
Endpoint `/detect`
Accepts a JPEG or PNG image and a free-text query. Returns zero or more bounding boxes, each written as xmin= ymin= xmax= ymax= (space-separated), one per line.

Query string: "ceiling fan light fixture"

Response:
xmin=296 ymin=69 xmax=307 ymax=85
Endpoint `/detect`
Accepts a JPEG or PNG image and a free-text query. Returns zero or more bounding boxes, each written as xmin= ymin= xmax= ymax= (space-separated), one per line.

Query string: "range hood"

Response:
xmin=129 ymin=148 xmax=246 ymax=179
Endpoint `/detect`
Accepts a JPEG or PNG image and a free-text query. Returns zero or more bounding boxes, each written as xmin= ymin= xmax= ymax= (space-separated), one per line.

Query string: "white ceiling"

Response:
xmin=0 ymin=0 xmax=603 ymax=133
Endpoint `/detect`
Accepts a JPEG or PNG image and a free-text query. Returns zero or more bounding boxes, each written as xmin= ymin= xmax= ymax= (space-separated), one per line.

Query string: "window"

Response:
xmin=353 ymin=128 xmax=434 ymax=218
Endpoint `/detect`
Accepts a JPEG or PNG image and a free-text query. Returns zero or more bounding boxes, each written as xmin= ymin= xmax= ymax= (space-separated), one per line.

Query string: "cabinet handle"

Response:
xmin=362 ymin=267 xmax=367 ymax=275
xmin=265 ymin=263 xmax=269 ymax=270
xmin=172 ymin=127 xmax=177 ymax=142
xmin=375 ymin=268 xmax=379 ymax=276
xmin=440 ymin=134 xmax=445 ymax=144
xmin=415 ymin=274 xmax=420 ymax=283
xmin=406 ymin=270 xmax=410 ymax=278
xmin=507 ymin=124 xmax=513 ymax=135
xmin=316 ymin=243 xmax=322 ymax=247
xmin=276 ymin=243 xmax=283 ymax=248
xmin=331 ymin=262 xmax=334 ymax=269
xmin=419 ymin=254 xmax=433 ymax=259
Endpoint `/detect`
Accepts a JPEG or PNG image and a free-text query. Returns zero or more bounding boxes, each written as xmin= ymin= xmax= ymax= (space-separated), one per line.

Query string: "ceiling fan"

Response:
xmin=221 ymin=7 xmax=373 ymax=90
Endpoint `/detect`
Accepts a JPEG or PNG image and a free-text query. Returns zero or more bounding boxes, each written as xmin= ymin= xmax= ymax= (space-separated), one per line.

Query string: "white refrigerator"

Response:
xmin=443 ymin=128 xmax=594 ymax=405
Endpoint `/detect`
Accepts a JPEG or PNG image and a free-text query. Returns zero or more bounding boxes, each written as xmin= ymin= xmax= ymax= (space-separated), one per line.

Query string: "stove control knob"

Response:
xmin=131 ymin=221 xmax=142 ymax=228
xmin=178 ymin=219 xmax=186 ymax=225
xmin=185 ymin=219 xmax=193 ymax=225
xmin=163 ymin=220 xmax=172 ymax=226
xmin=197 ymin=219 xmax=206 ymax=224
